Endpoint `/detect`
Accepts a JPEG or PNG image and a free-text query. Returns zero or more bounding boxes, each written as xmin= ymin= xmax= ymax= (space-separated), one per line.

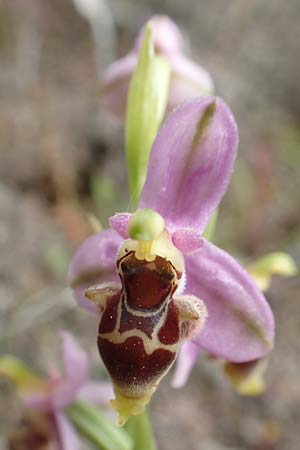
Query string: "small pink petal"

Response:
xmin=51 ymin=332 xmax=90 ymax=409
xmin=61 ymin=332 xmax=89 ymax=388
xmin=171 ymin=341 xmax=200 ymax=388
xmin=172 ymin=228 xmax=204 ymax=254
xmin=68 ymin=229 xmax=122 ymax=313
xmin=185 ymin=240 xmax=275 ymax=362
xmin=54 ymin=412 xmax=80 ymax=450
xmin=109 ymin=213 xmax=131 ymax=239
xmin=138 ymin=97 xmax=238 ymax=232
xmin=77 ymin=381 xmax=114 ymax=405
xmin=134 ymin=15 xmax=183 ymax=57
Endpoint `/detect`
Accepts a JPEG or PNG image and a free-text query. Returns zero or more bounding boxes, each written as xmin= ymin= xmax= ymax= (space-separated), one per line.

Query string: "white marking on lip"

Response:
xmin=99 ymin=327 xmax=178 ymax=355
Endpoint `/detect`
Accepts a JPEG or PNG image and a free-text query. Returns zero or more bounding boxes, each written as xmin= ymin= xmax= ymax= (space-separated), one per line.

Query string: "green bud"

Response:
xmin=125 ymin=24 xmax=171 ymax=207
xmin=247 ymin=252 xmax=298 ymax=291
xmin=224 ymin=359 xmax=268 ymax=396
xmin=128 ymin=208 xmax=165 ymax=241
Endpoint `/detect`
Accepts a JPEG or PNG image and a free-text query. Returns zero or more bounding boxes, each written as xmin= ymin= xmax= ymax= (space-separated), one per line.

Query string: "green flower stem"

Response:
xmin=67 ymin=401 xmax=133 ymax=450
xmin=125 ymin=24 xmax=171 ymax=208
xmin=125 ymin=410 xmax=157 ymax=450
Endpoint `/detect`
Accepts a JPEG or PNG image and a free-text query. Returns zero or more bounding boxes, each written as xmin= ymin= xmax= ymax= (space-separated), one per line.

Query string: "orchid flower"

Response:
xmin=0 ymin=331 xmax=113 ymax=450
xmin=68 ymin=96 xmax=275 ymax=425
xmin=102 ymin=15 xmax=214 ymax=119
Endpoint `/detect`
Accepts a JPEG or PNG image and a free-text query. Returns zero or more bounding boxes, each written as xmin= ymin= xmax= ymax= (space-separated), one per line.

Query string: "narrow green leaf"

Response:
xmin=125 ymin=411 xmax=157 ymax=450
xmin=125 ymin=24 xmax=171 ymax=207
xmin=67 ymin=401 xmax=133 ymax=450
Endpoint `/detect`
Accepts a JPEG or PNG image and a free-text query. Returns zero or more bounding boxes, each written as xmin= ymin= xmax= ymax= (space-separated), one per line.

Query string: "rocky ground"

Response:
xmin=0 ymin=1 xmax=299 ymax=449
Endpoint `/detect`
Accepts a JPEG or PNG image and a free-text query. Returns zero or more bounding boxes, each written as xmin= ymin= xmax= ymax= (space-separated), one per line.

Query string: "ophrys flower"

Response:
xmin=69 ymin=96 xmax=275 ymax=425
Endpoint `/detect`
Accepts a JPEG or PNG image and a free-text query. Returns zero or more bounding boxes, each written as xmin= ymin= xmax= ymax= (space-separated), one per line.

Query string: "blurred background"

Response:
xmin=0 ymin=0 xmax=299 ymax=449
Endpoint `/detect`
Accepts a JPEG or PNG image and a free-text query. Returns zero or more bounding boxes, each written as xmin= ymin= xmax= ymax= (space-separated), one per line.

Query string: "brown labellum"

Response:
xmin=85 ymin=234 xmax=207 ymax=425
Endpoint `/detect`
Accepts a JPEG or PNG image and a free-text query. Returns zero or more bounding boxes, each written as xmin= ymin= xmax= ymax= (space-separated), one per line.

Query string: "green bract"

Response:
xmin=125 ymin=24 xmax=171 ymax=207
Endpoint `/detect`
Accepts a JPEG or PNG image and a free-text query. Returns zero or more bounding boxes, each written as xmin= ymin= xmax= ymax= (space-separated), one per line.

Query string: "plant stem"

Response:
xmin=125 ymin=410 xmax=157 ymax=450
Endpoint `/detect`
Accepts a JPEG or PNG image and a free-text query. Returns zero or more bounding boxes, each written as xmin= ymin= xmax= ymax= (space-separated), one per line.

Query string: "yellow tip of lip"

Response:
xmin=115 ymin=414 xmax=129 ymax=427
xmin=110 ymin=385 xmax=154 ymax=426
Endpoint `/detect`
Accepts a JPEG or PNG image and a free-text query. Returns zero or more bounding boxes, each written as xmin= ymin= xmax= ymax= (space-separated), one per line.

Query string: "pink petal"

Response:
xmin=102 ymin=53 xmax=137 ymax=119
xmin=171 ymin=341 xmax=200 ymax=388
xmin=185 ymin=240 xmax=275 ymax=362
xmin=54 ymin=412 xmax=80 ymax=450
xmin=134 ymin=15 xmax=183 ymax=57
xmin=61 ymin=332 xmax=89 ymax=387
xmin=168 ymin=54 xmax=214 ymax=111
xmin=138 ymin=97 xmax=238 ymax=232
xmin=51 ymin=332 xmax=90 ymax=409
xmin=172 ymin=228 xmax=204 ymax=254
xmin=109 ymin=213 xmax=131 ymax=239
xmin=68 ymin=229 xmax=122 ymax=313
xmin=77 ymin=381 xmax=114 ymax=405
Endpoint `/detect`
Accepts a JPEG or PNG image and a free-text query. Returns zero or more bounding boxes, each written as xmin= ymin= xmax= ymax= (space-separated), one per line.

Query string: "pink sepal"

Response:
xmin=109 ymin=213 xmax=131 ymax=239
xmin=54 ymin=412 xmax=80 ymax=450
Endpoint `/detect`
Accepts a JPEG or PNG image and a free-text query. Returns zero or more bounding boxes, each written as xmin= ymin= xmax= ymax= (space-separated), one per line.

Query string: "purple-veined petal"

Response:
xmin=109 ymin=213 xmax=131 ymax=239
xmin=134 ymin=15 xmax=183 ymax=57
xmin=168 ymin=54 xmax=214 ymax=111
xmin=138 ymin=97 xmax=238 ymax=231
xmin=68 ymin=229 xmax=122 ymax=313
xmin=184 ymin=240 xmax=275 ymax=362
xmin=51 ymin=332 xmax=90 ymax=409
xmin=172 ymin=228 xmax=204 ymax=254
xmin=171 ymin=341 xmax=200 ymax=388
xmin=77 ymin=381 xmax=114 ymax=405
xmin=54 ymin=412 xmax=80 ymax=450
xmin=102 ymin=53 xmax=137 ymax=119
